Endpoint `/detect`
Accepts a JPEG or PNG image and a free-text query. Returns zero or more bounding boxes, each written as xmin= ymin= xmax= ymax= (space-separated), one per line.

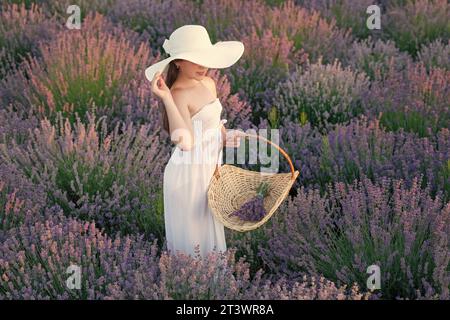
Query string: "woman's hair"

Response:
xmin=160 ymin=59 xmax=181 ymax=134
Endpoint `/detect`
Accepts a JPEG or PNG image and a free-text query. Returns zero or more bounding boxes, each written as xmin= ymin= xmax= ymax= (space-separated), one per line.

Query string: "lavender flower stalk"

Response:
xmin=231 ymin=181 xmax=270 ymax=222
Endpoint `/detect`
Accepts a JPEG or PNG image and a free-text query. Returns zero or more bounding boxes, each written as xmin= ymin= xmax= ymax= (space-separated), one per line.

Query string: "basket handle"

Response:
xmin=214 ymin=132 xmax=297 ymax=179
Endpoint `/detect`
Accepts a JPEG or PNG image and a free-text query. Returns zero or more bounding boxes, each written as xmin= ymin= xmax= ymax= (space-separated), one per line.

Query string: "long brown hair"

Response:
xmin=160 ymin=59 xmax=181 ymax=134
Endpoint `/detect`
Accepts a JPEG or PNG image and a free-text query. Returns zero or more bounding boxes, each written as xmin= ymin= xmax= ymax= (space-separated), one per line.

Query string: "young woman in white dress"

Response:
xmin=145 ymin=25 xmax=245 ymax=258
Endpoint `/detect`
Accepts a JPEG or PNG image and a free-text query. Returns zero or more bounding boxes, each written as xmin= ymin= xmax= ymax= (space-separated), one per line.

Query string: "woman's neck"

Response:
xmin=172 ymin=73 xmax=202 ymax=89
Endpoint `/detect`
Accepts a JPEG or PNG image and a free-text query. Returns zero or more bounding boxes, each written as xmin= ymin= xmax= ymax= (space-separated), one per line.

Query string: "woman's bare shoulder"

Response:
xmin=169 ymin=87 xmax=190 ymax=111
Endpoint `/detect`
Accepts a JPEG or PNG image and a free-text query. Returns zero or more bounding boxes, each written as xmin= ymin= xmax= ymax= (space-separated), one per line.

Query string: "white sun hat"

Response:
xmin=145 ymin=24 xmax=245 ymax=82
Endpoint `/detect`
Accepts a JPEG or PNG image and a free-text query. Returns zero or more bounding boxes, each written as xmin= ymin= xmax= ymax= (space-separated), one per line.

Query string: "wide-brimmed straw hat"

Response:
xmin=145 ymin=24 xmax=244 ymax=81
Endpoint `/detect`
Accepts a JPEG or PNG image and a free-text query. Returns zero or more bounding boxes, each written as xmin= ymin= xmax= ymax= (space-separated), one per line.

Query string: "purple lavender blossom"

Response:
xmin=231 ymin=181 xmax=270 ymax=222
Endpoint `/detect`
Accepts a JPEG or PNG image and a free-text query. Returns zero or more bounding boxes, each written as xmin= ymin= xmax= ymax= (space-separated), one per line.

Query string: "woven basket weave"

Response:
xmin=207 ymin=133 xmax=299 ymax=232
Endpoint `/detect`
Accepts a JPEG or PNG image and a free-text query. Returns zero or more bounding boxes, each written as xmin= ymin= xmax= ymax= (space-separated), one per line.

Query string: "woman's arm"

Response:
xmin=163 ymin=92 xmax=194 ymax=151
xmin=150 ymin=71 xmax=194 ymax=151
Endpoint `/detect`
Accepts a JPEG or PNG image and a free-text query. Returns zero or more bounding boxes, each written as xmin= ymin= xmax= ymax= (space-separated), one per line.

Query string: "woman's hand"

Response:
xmin=151 ymin=71 xmax=171 ymax=101
xmin=223 ymin=129 xmax=245 ymax=148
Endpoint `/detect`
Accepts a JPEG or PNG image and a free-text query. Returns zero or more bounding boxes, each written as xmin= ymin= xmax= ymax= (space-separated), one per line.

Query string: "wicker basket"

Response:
xmin=207 ymin=133 xmax=299 ymax=232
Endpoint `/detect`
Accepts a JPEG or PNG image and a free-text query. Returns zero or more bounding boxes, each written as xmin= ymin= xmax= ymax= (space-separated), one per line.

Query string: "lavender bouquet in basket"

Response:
xmin=230 ymin=181 xmax=270 ymax=222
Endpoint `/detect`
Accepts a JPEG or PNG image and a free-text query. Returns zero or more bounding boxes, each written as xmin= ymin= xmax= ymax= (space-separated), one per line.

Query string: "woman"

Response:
xmin=145 ymin=25 xmax=245 ymax=258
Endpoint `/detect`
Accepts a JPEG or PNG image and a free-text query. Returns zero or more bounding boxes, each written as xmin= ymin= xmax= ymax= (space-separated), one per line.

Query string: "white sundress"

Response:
xmin=163 ymin=97 xmax=228 ymax=259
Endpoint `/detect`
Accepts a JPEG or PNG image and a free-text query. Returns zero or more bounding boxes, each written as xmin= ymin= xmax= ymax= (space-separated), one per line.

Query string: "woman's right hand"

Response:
xmin=151 ymin=71 xmax=171 ymax=101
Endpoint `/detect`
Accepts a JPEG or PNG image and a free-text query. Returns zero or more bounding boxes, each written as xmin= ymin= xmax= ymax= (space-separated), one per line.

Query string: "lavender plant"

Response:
xmin=226 ymin=26 xmax=306 ymax=126
xmin=274 ymin=58 xmax=370 ymax=134
xmin=225 ymin=221 xmax=273 ymax=277
xmin=417 ymin=39 xmax=450 ymax=71
xmin=383 ymin=0 xmax=449 ymax=57
xmin=231 ymin=181 xmax=270 ymax=222
xmin=278 ymin=116 xmax=450 ymax=203
xmin=275 ymin=118 xmax=323 ymax=191
xmin=0 ymin=3 xmax=59 ymax=78
xmin=0 ymin=105 xmax=40 ymax=146
xmin=364 ymin=60 xmax=450 ymax=137
xmin=176 ymin=0 xmax=268 ymax=42
xmin=259 ymin=175 xmax=450 ymax=299
xmin=341 ymin=36 xmax=412 ymax=81
xmin=25 ymin=0 xmax=118 ymax=21
xmin=1 ymin=1 xmax=38 ymax=9
xmin=1 ymin=13 xmax=151 ymax=125
xmin=109 ymin=0 xmax=196 ymax=47
xmin=0 ymin=205 xmax=369 ymax=299
xmin=294 ymin=0 xmax=376 ymax=39
xmin=0 ymin=162 xmax=47 ymax=237
xmin=155 ymin=245 xmax=369 ymax=300
xmin=262 ymin=0 xmax=353 ymax=64
xmin=0 ymin=111 xmax=168 ymax=242
xmin=0 ymin=212 xmax=162 ymax=299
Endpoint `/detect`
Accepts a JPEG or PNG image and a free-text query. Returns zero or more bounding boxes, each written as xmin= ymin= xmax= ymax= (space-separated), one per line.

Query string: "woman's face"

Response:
xmin=177 ymin=60 xmax=208 ymax=80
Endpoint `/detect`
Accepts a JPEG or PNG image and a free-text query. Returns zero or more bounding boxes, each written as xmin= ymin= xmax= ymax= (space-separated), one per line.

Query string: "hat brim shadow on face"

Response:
xmin=145 ymin=41 xmax=244 ymax=82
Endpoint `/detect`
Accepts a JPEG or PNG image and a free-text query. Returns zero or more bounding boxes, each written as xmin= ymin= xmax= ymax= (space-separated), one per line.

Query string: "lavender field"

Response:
xmin=0 ymin=0 xmax=449 ymax=300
